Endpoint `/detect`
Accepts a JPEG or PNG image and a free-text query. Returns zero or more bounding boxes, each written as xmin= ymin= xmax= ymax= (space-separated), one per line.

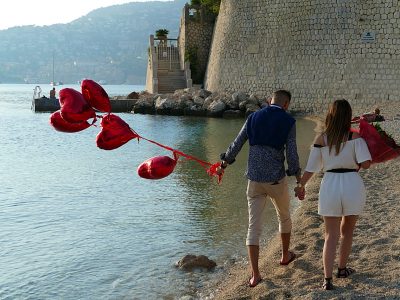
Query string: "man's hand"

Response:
xmin=216 ymin=161 xmax=227 ymax=175
xmin=294 ymin=185 xmax=305 ymax=201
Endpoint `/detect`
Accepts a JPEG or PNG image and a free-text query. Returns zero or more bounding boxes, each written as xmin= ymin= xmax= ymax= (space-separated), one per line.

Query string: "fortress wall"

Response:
xmin=205 ymin=0 xmax=400 ymax=113
xmin=179 ymin=4 xmax=215 ymax=84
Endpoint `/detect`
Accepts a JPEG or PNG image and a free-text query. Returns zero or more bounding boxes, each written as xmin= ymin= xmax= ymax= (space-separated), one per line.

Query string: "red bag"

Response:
xmin=137 ymin=155 xmax=177 ymax=179
xmin=96 ymin=114 xmax=138 ymax=150
xmin=358 ymin=119 xmax=400 ymax=163
xmin=59 ymin=88 xmax=96 ymax=123
xmin=81 ymin=79 xmax=111 ymax=113
xmin=49 ymin=111 xmax=91 ymax=133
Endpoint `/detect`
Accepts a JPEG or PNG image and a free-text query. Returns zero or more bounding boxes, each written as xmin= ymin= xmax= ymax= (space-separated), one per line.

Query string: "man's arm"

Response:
xmin=220 ymin=120 xmax=249 ymax=166
xmin=285 ymin=124 xmax=301 ymax=181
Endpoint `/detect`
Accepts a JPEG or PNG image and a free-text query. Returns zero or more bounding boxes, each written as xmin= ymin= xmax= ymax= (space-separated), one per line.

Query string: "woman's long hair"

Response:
xmin=325 ymin=99 xmax=352 ymax=155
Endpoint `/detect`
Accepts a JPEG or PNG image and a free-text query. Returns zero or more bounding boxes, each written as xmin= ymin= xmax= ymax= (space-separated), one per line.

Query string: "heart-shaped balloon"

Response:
xmin=49 ymin=110 xmax=91 ymax=133
xmin=96 ymin=114 xmax=138 ymax=150
xmin=137 ymin=155 xmax=177 ymax=179
xmin=81 ymin=79 xmax=111 ymax=113
xmin=59 ymin=88 xmax=96 ymax=123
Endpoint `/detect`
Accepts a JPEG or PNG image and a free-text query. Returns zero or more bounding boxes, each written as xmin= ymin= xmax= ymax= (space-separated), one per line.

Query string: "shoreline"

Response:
xmin=200 ymin=108 xmax=400 ymax=299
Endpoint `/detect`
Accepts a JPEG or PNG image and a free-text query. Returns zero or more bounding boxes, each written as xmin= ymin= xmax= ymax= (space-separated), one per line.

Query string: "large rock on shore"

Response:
xmin=175 ymin=254 xmax=217 ymax=271
xmin=132 ymin=88 xmax=263 ymax=118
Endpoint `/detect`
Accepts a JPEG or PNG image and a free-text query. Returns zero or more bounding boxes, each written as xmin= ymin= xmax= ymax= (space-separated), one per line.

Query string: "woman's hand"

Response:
xmin=294 ymin=185 xmax=305 ymax=200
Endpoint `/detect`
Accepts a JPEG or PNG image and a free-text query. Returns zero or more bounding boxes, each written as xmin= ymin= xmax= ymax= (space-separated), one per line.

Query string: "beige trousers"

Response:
xmin=246 ymin=177 xmax=292 ymax=246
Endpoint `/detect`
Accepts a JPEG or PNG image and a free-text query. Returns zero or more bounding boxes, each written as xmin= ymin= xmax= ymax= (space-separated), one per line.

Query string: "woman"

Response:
xmin=295 ymin=99 xmax=372 ymax=290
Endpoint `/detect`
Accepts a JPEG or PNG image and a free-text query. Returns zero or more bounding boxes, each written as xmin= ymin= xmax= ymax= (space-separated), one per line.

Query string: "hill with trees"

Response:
xmin=0 ymin=0 xmax=186 ymax=84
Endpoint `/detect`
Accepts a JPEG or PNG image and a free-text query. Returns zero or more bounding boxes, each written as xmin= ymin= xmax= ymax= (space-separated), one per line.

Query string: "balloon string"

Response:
xmin=137 ymin=135 xmax=212 ymax=167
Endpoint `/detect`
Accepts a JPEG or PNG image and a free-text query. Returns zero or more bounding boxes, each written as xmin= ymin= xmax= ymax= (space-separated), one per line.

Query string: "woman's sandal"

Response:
xmin=322 ymin=277 xmax=334 ymax=290
xmin=337 ymin=267 xmax=355 ymax=278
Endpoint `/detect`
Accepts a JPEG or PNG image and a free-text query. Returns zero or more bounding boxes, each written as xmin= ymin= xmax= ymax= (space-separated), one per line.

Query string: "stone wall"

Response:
xmin=205 ymin=0 xmax=400 ymax=113
xmin=178 ymin=4 xmax=215 ymax=84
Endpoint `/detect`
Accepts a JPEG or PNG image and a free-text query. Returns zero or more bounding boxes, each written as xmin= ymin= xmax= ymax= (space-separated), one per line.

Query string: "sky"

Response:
xmin=0 ymin=0 xmax=172 ymax=30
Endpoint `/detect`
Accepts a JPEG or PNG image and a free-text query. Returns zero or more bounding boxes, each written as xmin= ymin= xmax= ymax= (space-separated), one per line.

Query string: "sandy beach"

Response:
xmin=201 ymin=103 xmax=400 ymax=299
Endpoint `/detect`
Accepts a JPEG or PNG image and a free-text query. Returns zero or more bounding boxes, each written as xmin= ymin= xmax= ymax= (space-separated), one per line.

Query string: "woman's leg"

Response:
xmin=338 ymin=215 xmax=358 ymax=269
xmin=323 ymin=217 xmax=341 ymax=278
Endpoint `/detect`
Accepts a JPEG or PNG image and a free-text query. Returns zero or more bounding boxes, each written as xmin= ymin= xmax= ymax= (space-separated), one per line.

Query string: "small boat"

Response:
xmin=31 ymin=85 xmax=60 ymax=112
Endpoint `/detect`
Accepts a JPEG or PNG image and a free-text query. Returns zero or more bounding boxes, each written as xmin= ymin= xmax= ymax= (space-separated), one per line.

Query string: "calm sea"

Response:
xmin=0 ymin=84 xmax=315 ymax=300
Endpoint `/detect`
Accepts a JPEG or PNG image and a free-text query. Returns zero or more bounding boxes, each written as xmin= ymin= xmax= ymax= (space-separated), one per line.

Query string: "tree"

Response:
xmin=191 ymin=0 xmax=221 ymax=14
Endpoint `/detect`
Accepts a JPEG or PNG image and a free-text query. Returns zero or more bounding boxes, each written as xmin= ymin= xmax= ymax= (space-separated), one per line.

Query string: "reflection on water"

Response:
xmin=0 ymin=85 xmax=317 ymax=300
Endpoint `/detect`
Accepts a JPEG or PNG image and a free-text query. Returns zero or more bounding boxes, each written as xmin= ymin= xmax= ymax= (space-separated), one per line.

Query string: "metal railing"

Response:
xmin=154 ymin=39 xmax=180 ymax=64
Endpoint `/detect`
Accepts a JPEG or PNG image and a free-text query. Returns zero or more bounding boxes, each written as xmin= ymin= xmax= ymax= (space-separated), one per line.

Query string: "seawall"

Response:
xmin=205 ymin=1 xmax=400 ymax=113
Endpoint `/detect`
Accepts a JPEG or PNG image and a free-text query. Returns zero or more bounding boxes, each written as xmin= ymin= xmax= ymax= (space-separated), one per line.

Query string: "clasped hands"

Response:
xmin=294 ymin=184 xmax=306 ymax=201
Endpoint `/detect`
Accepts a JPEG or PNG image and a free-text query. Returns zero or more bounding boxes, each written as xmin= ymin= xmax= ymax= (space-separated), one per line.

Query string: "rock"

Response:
xmin=193 ymin=96 xmax=205 ymax=106
xmin=223 ymin=109 xmax=244 ymax=118
xmin=232 ymin=91 xmax=248 ymax=103
xmin=202 ymin=95 xmax=214 ymax=110
xmin=194 ymin=89 xmax=212 ymax=99
xmin=133 ymin=96 xmax=155 ymax=114
xmin=245 ymin=104 xmax=260 ymax=117
xmin=207 ymin=100 xmax=226 ymax=117
xmin=239 ymin=100 xmax=248 ymax=111
xmin=155 ymin=96 xmax=183 ymax=115
xmin=248 ymin=93 xmax=260 ymax=106
xmin=127 ymin=91 xmax=139 ymax=99
xmin=176 ymin=254 xmax=217 ymax=271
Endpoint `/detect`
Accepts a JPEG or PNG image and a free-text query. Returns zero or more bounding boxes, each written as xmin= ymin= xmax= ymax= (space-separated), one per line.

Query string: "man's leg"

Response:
xmin=268 ymin=177 xmax=293 ymax=263
xmin=280 ymin=232 xmax=291 ymax=262
xmin=246 ymin=180 xmax=266 ymax=284
xmin=247 ymin=245 xmax=261 ymax=285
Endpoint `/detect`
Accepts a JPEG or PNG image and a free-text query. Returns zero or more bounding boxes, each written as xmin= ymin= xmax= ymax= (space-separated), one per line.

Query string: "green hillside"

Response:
xmin=0 ymin=0 xmax=186 ymax=84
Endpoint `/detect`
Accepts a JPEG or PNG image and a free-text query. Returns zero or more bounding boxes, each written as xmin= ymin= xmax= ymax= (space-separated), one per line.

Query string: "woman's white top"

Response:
xmin=305 ymin=137 xmax=371 ymax=173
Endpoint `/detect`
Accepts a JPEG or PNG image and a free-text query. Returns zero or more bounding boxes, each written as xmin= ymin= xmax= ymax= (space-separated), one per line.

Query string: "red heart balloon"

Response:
xmin=81 ymin=79 xmax=111 ymax=113
xmin=49 ymin=110 xmax=91 ymax=133
xmin=59 ymin=88 xmax=96 ymax=123
xmin=96 ymin=114 xmax=138 ymax=150
xmin=137 ymin=155 xmax=177 ymax=179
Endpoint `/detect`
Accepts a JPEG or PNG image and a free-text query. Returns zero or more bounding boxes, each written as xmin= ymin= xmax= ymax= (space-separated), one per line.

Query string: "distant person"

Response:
xmin=218 ymin=90 xmax=301 ymax=287
xmin=295 ymin=99 xmax=372 ymax=290
xmin=351 ymin=106 xmax=385 ymax=123
xmin=50 ymin=87 xmax=56 ymax=99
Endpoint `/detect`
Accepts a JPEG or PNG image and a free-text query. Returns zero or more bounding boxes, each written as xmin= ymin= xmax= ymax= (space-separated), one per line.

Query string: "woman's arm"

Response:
xmin=294 ymin=171 xmax=314 ymax=200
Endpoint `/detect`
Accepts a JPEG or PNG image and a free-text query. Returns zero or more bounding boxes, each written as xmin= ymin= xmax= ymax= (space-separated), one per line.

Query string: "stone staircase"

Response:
xmin=157 ymin=48 xmax=186 ymax=94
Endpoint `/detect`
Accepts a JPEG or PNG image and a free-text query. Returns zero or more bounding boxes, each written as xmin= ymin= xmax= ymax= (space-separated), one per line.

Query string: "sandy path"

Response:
xmin=200 ymin=108 xmax=400 ymax=300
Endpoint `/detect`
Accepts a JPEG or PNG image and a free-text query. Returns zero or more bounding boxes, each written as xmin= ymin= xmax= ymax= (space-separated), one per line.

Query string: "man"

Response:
xmin=50 ymin=87 xmax=56 ymax=99
xmin=219 ymin=90 xmax=301 ymax=287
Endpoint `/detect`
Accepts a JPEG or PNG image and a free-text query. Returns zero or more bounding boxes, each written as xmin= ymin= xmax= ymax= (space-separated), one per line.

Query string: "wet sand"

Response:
xmin=201 ymin=104 xmax=400 ymax=299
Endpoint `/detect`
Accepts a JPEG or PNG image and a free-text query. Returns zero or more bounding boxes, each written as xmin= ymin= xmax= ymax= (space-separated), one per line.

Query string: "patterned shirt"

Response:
xmin=222 ymin=117 xmax=301 ymax=182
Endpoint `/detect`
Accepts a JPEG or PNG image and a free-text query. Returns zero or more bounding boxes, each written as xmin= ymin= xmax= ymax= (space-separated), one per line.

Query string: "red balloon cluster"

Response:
xmin=49 ymin=79 xmax=224 ymax=183
xmin=352 ymin=119 xmax=400 ymax=163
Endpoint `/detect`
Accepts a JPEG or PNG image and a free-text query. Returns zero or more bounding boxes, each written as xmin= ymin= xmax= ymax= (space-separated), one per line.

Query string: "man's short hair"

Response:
xmin=273 ymin=90 xmax=292 ymax=103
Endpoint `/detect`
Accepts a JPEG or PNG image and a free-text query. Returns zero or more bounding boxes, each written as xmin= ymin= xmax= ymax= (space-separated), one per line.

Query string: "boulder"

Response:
xmin=127 ymin=91 xmax=139 ymax=99
xmin=245 ymin=104 xmax=260 ymax=117
xmin=133 ymin=96 xmax=155 ymax=114
xmin=202 ymin=95 xmax=214 ymax=110
xmin=232 ymin=91 xmax=248 ymax=103
xmin=175 ymin=254 xmax=216 ymax=271
xmin=193 ymin=96 xmax=205 ymax=106
xmin=207 ymin=100 xmax=226 ymax=117
xmin=194 ymin=89 xmax=212 ymax=99
xmin=223 ymin=109 xmax=244 ymax=119
xmin=155 ymin=96 xmax=183 ymax=115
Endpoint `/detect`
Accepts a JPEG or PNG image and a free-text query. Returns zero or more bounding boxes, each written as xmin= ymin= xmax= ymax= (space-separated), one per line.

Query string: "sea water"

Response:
xmin=0 ymin=84 xmax=315 ymax=299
